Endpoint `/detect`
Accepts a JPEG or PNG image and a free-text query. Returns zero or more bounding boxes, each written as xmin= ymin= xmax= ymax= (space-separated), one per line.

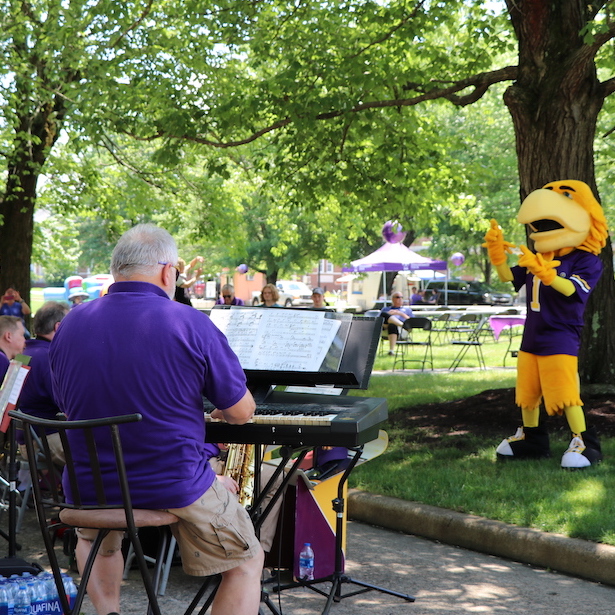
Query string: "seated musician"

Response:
xmin=49 ymin=225 xmax=264 ymax=615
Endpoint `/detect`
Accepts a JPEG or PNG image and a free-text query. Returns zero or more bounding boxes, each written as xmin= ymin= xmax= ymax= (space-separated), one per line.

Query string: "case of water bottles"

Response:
xmin=0 ymin=571 xmax=77 ymax=614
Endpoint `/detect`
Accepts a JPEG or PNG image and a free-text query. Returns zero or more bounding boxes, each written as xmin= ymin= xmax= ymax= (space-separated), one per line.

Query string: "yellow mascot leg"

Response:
xmin=522 ymin=407 xmax=539 ymax=428
xmin=563 ymin=405 xmax=586 ymax=435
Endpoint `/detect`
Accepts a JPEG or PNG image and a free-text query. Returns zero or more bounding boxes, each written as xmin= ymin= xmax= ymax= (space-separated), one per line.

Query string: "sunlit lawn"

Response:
xmin=349 ymin=345 xmax=615 ymax=546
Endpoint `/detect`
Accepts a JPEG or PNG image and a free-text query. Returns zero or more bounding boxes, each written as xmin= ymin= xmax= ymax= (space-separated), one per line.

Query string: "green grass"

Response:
xmin=349 ymin=369 xmax=615 ymax=546
xmin=30 ymin=288 xmax=45 ymax=313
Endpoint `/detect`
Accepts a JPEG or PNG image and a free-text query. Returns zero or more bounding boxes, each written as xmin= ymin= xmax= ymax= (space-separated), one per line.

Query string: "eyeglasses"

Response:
xmin=158 ymin=261 xmax=180 ymax=281
xmin=392 ymin=295 xmax=403 ymax=299
xmin=222 ymin=295 xmax=232 ymax=299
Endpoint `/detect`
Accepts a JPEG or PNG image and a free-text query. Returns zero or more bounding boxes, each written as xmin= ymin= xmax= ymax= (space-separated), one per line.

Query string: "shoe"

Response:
xmin=561 ymin=427 xmax=602 ymax=469
xmin=496 ymin=425 xmax=551 ymax=460
xmin=388 ymin=350 xmax=394 ymax=356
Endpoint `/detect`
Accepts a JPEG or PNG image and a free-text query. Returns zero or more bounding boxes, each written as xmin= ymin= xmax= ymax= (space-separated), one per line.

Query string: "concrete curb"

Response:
xmin=348 ymin=489 xmax=615 ymax=587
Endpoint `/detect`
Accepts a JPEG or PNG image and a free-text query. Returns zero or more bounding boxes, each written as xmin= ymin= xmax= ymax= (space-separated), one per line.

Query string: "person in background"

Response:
xmin=423 ymin=290 xmax=439 ymax=305
xmin=17 ymin=301 xmax=69 ymax=467
xmin=1 ymin=288 xmax=31 ymax=337
xmin=68 ymin=288 xmax=89 ymax=308
xmin=49 ymin=224 xmax=263 ymax=615
xmin=260 ymin=283 xmax=281 ymax=307
xmin=215 ymin=284 xmax=245 ymax=306
xmin=410 ymin=287 xmax=424 ymax=305
xmin=175 ymin=255 xmax=204 ymax=305
xmin=0 ymin=315 xmax=26 ymax=377
xmin=311 ymin=287 xmax=332 ymax=311
xmin=380 ymin=292 xmax=413 ymax=355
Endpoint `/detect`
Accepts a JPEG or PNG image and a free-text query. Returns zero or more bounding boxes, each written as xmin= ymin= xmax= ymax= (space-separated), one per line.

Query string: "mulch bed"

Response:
xmin=389 ymin=387 xmax=615 ymax=443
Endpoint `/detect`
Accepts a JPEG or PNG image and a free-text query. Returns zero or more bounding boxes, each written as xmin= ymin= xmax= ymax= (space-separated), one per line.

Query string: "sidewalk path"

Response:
xmin=14 ymin=506 xmax=615 ymax=614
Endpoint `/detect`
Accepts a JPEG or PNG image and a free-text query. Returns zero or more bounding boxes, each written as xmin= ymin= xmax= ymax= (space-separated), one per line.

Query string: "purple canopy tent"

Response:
xmin=342 ymin=242 xmax=448 ymax=304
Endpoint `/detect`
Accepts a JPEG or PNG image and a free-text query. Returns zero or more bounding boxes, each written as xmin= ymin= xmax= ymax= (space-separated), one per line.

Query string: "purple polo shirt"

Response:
xmin=16 ymin=338 xmax=61 ymax=444
xmin=0 ymin=352 xmax=8 ymax=380
xmin=49 ymin=281 xmax=248 ymax=509
xmin=512 ymin=250 xmax=602 ymax=356
xmin=215 ymin=297 xmax=245 ymax=306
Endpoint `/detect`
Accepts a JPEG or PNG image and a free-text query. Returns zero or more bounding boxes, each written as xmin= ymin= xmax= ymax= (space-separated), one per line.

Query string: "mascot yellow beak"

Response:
xmin=517 ymin=182 xmax=592 ymax=253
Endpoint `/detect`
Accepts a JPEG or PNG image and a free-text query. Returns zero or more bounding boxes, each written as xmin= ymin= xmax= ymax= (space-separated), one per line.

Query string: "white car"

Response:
xmin=251 ymin=280 xmax=314 ymax=307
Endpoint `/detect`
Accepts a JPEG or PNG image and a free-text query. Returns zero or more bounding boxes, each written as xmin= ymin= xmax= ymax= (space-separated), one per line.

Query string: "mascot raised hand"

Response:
xmin=483 ymin=180 xmax=609 ymax=469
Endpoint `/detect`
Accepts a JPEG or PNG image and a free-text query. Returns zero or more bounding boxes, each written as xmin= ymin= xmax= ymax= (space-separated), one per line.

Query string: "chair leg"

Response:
xmin=158 ymin=535 xmax=177 ymax=596
xmin=123 ymin=529 xmax=164 ymax=615
xmin=15 ymin=482 xmax=32 ymax=533
xmin=450 ymin=344 xmax=471 ymax=371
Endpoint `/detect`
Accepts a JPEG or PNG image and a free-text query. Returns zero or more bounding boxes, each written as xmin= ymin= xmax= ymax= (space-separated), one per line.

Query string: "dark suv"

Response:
xmin=424 ymin=279 xmax=513 ymax=306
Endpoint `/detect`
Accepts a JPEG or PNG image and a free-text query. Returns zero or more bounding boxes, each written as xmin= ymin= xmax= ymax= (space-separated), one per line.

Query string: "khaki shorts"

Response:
xmin=78 ymin=480 xmax=260 ymax=576
xmin=165 ymin=479 xmax=261 ymax=576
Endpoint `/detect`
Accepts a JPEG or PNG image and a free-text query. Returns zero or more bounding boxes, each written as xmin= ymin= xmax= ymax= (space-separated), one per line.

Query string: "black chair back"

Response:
xmin=8 ymin=410 xmax=176 ymax=615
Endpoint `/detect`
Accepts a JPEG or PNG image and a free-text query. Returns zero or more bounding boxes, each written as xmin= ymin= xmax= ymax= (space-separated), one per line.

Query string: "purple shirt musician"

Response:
xmin=511 ymin=250 xmax=602 ymax=356
xmin=16 ymin=338 xmax=60 ymax=444
xmin=49 ymin=280 xmax=248 ymax=509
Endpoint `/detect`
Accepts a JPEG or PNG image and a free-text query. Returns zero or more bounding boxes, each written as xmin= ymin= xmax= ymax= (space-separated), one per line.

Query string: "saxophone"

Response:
xmin=222 ymin=444 xmax=255 ymax=507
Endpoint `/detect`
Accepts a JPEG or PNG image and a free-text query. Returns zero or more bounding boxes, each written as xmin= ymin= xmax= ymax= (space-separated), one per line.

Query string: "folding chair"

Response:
xmin=447 ymin=312 xmax=481 ymax=340
xmin=430 ymin=312 xmax=451 ymax=345
xmin=449 ymin=316 xmax=487 ymax=371
xmin=392 ymin=317 xmax=433 ymax=371
xmin=9 ymin=410 xmax=179 ymax=615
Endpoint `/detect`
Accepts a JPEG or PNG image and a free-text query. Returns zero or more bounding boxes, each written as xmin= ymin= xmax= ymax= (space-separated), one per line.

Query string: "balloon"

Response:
xmin=382 ymin=220 xmax=406 ymax=244
xmin=450 ymin=252 xmax=465 ymax=266
xmin=236 ymin=264 xmax=249 ymax=274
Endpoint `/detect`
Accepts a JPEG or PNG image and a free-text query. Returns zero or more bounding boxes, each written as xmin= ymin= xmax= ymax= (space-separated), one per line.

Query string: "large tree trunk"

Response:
xmin=0 ymin=99 xmax=63 ymax=329
xmin=503 ymin=0 xmax=615 ymax=384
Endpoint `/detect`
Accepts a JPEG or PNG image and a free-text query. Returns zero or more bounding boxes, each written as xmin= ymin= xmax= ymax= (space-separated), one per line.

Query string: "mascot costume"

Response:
xmin=483 ymin=180 xmax=609 ymax=469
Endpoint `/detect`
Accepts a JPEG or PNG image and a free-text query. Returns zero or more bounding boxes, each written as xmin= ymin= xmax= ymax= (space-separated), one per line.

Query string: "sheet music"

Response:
xmin=0 ymin=358 xmax=31 ymax=432
xmin=210 ymin=308 xmax=341 ymax=371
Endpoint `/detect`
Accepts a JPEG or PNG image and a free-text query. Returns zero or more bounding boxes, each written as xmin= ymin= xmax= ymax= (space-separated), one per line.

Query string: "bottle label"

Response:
xmin=299 ymin=557 xmax=314 ymax=568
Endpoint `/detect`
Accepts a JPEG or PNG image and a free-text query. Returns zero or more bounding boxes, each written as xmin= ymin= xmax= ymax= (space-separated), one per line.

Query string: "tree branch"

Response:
xmin=111 ymin=0 xmax=156 ymax=48
xmin=99 ymin=135 xmax=171 ymax=191
xmin=122 ymin=65 xmax=518 ymax=148
xmin=347 ymin=0 xmax=427 ymax=61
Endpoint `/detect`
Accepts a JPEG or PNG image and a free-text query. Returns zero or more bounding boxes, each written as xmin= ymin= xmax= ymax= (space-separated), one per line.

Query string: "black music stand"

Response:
xmin=272 ymin=446 xmax=415 ymax=614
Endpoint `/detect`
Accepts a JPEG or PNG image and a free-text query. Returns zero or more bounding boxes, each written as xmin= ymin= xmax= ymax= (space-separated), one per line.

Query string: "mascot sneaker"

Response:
xmin=561 ymin=427 xmax=602 ymax=469
xmin=496 ymin=425 xmax=551 ymax=460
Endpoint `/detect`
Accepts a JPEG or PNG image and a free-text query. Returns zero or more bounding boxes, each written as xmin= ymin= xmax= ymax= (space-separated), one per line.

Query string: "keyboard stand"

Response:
xmin=273 ymin=446 xmax=415 ymax=614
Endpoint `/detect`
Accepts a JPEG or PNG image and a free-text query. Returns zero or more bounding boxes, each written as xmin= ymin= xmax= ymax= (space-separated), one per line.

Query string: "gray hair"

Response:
xmin=33 ymin=301 xmax=69 ymax=336
xmin=0 ymin=315 xmax=22 ymax=337
xmin=110 ymin=224 xmax=178 ymax=279
xmin=221 ymin=284 xmax=235 ymax=294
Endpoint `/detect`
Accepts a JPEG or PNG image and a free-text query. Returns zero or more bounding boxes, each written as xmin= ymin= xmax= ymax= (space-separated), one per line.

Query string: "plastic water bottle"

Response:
xmin=0 ymin=580 xmax=13 ymax=615
xmin=298 ymin=542 xmax=315 ymax=581
xmin=13 ymin=581 xmax=31 ymax=615
xmin=27 ymin=574 xmax=46 ymax=615
xmin=61 ymin=574 xmax=78 ymax=608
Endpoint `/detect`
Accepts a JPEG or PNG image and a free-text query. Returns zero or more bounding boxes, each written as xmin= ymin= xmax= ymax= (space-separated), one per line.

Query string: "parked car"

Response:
xmin=424 ymin=279 xmax=513 ymax=306
xmin=251 ymin=280 xmax=314 ymax=307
